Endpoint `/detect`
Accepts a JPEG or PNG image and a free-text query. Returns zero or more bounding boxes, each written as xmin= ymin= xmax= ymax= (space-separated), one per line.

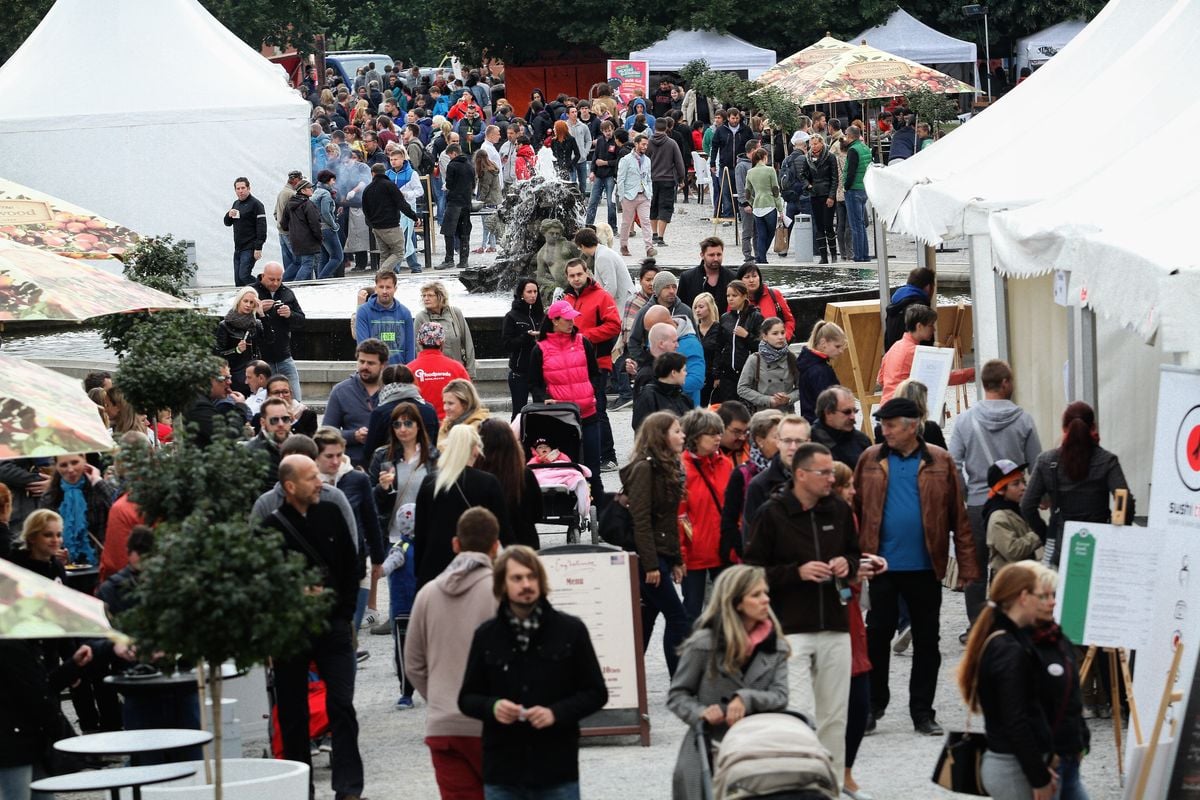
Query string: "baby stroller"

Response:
xmin=515 ymin=402 xmax=598 ymax=544
xmin=680 ymin=711 xmax=838 ymax=800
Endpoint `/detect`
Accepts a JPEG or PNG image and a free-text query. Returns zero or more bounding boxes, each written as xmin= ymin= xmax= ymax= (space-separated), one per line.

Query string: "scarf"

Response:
xmin=748 ymin=443 xmax=770 ymax=472
xmin=59 ymin=477 xmax=96 ymax=564
xmin=223 ymin=308 xmax=257 ymax=332
xmin=757 ymin=340 xmax=790 ymax=365
xmin=504 ymin=602 xmax=543 ymax=652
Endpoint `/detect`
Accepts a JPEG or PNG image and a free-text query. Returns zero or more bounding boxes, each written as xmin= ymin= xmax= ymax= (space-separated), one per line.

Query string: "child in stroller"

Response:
xmin=527 ymin=437 xmax=593 ymax=517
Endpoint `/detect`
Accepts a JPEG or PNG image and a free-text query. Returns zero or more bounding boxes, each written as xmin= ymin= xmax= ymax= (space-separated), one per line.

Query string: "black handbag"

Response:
xmin=597 ymin=490 xmax=636 ymax=551
xmin=932 ymin=631 xmax=1005 ymax=795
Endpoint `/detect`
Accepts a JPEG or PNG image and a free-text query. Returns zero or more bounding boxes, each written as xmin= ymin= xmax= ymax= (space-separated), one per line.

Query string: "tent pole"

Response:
xmin=874 ymin=202 xmax=890 ymax=335
xmin=1080 ymin=306 xmax=1098 ymax=412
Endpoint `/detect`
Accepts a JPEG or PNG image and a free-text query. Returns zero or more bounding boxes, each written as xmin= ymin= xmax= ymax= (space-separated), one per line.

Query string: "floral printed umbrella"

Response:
xmin=0 ymin=178 xmax=140 ymax=258
xmin=0 ymin=239 xmax=193 ymax=322
xmin=0 ymin=354 xmax=116 ymax=458
xmin=755 ymin=36 xmax=856 ymax=96
xmin=761 ymin=42 xmax=977 ymax=105
xmin=0 ymin=558 xmax=128 ymax=640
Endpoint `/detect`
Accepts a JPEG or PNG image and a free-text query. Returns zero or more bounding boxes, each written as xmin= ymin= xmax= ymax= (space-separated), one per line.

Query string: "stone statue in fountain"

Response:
xmin=534 ymin=219 xmax=580 ymax=306
xmin=457 ymin=173 xmax=585 ymax=294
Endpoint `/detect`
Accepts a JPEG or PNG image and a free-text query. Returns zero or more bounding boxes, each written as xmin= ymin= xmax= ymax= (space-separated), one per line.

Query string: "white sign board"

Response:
xmin=1148 ymin=366 xmax=1200 ymax=532
xmin=909 ymin=345 xmax=956 ymax=421
xmin=1054 ymin=522 xmax=1161 ymax=650
xmin=543 ymin=551 xmax=639 ymax=709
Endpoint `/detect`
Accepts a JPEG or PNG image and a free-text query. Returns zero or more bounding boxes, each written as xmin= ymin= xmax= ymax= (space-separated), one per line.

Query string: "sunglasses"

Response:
xmin=392 ymin=419 xmax=418 ymax=429
xmin=267 ymin=415 xmax=293 ymax=425
xmin=215 ymin=375 xmax=232 ymax=382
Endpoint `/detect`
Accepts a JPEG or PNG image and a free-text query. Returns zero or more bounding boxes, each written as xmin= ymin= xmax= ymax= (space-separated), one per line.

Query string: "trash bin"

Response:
xmin=790 ymin=214 xmax=813 ymax=262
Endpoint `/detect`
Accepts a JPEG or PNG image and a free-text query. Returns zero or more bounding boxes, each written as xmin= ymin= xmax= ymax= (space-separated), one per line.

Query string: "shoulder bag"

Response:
xmin=598 ymin=487 xmax=636 ymax=551
xmin=931 ymin=630 xmax=1005 ymax=795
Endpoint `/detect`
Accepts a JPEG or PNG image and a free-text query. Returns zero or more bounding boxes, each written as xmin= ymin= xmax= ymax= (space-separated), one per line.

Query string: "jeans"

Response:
xmin=680 ymin=566 xmax=722 ymax=623
xmin=431 ymin=177 xmax=446 ymax=225
xmin=586 ymin=175 xmax=617 ymax=228
xmin=594 ymin=369 xmax=616 ymax=463
xmin=981 ymin=751 xmax=1037 ymax=800
xmin=481 ymin=208 xmax=498 ymax=248
xmin=866 ymin=570 xmax=942 ymax=723
xmin=845 ymin=188 xmax=870 ymax=261
xmin=279 ymin=233 xmax=295 ymax=275
xmin=787 ymin=631 xmax=852 ymax=781
xmin=318 ymin=227 xmax=344 ymax=279
xmin=284 ymin=252 xmax=319 ymax=282
xmin=963 ymin=504 xmax=988 ymax=624
xmin=0 ymin=765 xmax=50 ymax=800
xmin=712 ymin=166 xmax=734 ymax=218
xmin=427 ymin=735 xmax=484 ymax=799
xmin=275 ymin=622 xmax=363 ymax=797
xmin=581 ymin=416 xmax=602 ymax=509
xmin=1055 ymin=753 xmax=1089 ymax=800
xmin=234 ymin=248 xmax=257 ymax=286
xmin=836 ymin=200 xmax=851 ymax=260
xmin=640 ymin=555 xmax=690 ymax=677
xmin=753 ymin=210 xmax=777 ymax=264
xmin=508 ymin=370 xmax=530 ymax=419
xmin=845 ymin=673 xmax=871 ymax=769
xmin=574 ymin=161 xmax=589 ymax=194
xmin=485 ymin=783 xmax=580 ymax=800
xmin=269 ymin=357 xmax=302 ymax=402
xmin=739 ymin=204 xmax=755 ymax=259
xmin=613 ymin=354 xmax=632 ymax=402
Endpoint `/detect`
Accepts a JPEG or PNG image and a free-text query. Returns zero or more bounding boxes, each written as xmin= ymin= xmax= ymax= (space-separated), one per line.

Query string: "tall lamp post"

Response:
xmin=962 ymin=4 xmax=992 ymax=101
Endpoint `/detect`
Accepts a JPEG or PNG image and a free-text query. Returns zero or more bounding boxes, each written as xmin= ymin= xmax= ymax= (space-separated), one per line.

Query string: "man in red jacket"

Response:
xmin=562 ymin=258 xmax=621 ymax=472
xmin=407 ymin=322 xmax=469 ymax=420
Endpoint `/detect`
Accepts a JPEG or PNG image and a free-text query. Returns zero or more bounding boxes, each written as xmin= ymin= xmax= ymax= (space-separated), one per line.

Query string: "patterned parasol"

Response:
xmin=755 ymin=36 xmax=856 ymax=96
xmin=0 ymin=558 xmax=129 ymax=640
xmin=0 ymin=178 xmax=141 ymax=259
xmin=758 ymin=41 xmax=977 ymax=105
xmin=0 ymin=353 xmax=116 ymax=458
xmin=0 ymin=239 xmax=193 ymax=322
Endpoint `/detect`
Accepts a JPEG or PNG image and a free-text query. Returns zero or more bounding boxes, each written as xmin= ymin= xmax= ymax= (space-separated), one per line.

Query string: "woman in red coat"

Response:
xmin=678 ymin=408 xmax=733 ymax=623
xmin=736 ymin=262 xmax=796 ymax=342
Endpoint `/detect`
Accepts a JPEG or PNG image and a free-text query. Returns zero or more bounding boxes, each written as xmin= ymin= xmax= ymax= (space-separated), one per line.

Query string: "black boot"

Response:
xmin=818 ymin=246 xmax=829 ymax=265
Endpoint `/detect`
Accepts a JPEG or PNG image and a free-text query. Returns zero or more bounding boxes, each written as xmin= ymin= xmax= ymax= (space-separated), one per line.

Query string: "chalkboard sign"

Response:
xmin=1167 ymin=658 xmax=1200 ymax=796
xmin=541 ymin=546 xmax=650 ymax=746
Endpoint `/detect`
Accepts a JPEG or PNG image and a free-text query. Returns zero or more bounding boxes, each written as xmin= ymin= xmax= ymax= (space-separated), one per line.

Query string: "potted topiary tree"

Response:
xmin=109 ymin=284 xmax=330 ymax=799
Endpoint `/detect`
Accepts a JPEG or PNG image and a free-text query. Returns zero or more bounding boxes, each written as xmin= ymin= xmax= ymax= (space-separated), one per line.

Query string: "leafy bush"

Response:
xmin=98 ymin=235 xmax=196 ymax=358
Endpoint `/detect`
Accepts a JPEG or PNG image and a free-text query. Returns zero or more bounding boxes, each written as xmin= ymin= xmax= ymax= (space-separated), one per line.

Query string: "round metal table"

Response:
xmin=54 ymin=727 xmax=213 ymax=756
xmin=30 ymin=762 xmax=197 ymax=800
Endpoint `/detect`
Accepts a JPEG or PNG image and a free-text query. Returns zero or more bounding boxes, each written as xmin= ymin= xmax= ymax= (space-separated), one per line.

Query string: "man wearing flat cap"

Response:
xmin=851 ymin=397 xmax=977 ymax=739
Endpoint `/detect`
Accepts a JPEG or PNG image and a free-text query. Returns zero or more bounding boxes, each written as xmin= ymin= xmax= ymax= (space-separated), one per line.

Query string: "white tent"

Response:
xmin=0 ymin=0 xmax=311 ymax=287
xmin=855 ymin=8 xmax=978 ymax=76
xmin=863 ymin=0 xmax=1197 ymax=518
xmin=629 ymin=30 xmax=777 ymax=80
xmin=1015 ymin=19 xmax=1088 ymax=72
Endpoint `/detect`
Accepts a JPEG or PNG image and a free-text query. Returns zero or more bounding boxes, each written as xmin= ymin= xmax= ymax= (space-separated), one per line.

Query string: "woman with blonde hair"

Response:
xmin=415 ymin=280 xmax=476 ymax=374
xmin=668 ymin=565 xmax=789 ymax=797
xmin=473 ymin=148 xmax=502 ymax=254
xmin=103 ymin=387 xmax=147 ymax=436
xmin=215 ymin=286 xmax=271 ymax=396
xmin=9 ymin=509 xmax=68 ymax=581
xmin=690 ymin=291 xmax=722 ymax=405
xmin=412 ymin=424 xmax=509 ymax=588
xmin=957 ymin=562 xmax=1057 ymax=800
xmin=438 ymin=378 xmax=488 ymax=441
xmin=796 ymin=320 xmax=847 ymax=422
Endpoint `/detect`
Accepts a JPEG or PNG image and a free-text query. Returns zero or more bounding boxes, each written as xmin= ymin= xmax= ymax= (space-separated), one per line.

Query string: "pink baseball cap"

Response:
xmin=546 ymin=299 xmax=581 ymax=321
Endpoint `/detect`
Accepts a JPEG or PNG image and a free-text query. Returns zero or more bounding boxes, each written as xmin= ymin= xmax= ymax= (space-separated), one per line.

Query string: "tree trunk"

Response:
xmin=196 ymin=661 xmax=212 ymax=786
xmin=212 ymin=670 xmax=224 ymax=800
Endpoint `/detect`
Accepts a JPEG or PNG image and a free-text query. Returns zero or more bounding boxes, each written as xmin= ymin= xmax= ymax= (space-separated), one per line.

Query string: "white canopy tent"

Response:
xmin=0 ymin=0 xmax=311 ymax=286
xmin=863 ymin=0 xmax=1196 ymax=510
xmin=1015 ymin=19 xmax=1088 ymax=72
xmin=629 ymin=30 xmax=777 ymax=80
xmin=855 ymin=8 xmax=979 ymax=88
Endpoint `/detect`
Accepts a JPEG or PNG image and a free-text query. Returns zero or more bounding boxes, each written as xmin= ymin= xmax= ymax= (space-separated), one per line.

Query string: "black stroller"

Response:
xmin=516 ymin=402 xmax=598 ymax=544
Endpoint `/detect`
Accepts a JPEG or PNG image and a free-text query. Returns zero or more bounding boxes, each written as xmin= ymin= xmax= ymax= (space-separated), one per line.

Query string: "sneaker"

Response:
xmin=892 ymin=625 xmax=912 ymax=654
xmin=409 ymin=267 xmax=423 ymax=273
xmin=319 ymin=737 xmax=333 ymax=753
xmin=437 ymin=260 xmax=453 ymax=270
xmin=646 ymin=246 xmax=657 ymax=257
xmin=457 ymin=260 xmax=469 ymax=268
xmin=914 ymin=718 xmax=944 ymax=737
xmin=395 ymin=695 xmax=415 ymax=710
xmin=657 ymin=239 xmax=668 ymax=247
xmin=652 ymin=234 xmax=662 ymax=244
xmin=610 ymin=397 xmax=632 ymax=411
xmin=864 ymin=711 xmax=877 ymax=736
xmin=600 ymin=459 xmax=619 ymax=473
xmin=360 ymin=608 xmax=382 ymax=629
xmin=356 ymin=650 xmax=370 ymax=664
xmin=370 ymin=619 xmax=393 ymax=636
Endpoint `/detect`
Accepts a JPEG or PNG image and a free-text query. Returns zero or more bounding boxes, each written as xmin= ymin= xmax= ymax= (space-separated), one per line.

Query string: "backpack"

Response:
xmin=413 ymin=142 xmax=434 ymax=176
xmin=779 ymin=153 xmax=802 ymax=202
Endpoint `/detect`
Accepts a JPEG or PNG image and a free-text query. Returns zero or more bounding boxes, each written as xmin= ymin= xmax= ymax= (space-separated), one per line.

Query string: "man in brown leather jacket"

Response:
xmin=852 ymin=397 xmax=977 ymax=738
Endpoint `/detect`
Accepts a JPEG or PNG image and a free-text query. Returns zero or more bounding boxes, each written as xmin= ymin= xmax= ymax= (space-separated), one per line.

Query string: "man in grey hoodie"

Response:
xmin=735 ymin=139 xmax=759 ymax=260
xmin=646 ymin=118 xmax=685 ymax=248
xmin=406 ymin=508 xmax=500 ymax=797
xmin=947 ymin=359 xmax=1042 ymax=626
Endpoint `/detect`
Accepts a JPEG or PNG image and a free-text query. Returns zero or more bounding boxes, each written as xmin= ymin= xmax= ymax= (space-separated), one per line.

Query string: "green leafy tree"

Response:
xmin=97 ymin=235 xmax=195 ymax=359
xmin=114 ymin=311 xmax=221 ymax=418
xmin=905 ymin=86 xmax=960 ymax=131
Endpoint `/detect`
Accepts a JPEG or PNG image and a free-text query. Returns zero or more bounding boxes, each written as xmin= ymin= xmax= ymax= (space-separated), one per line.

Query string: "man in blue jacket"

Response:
xmin=883 ymin=267 xmax=935 ymax=352
xmin=324 ymin=338 xmax=388 ymax=467
xmin=354 ymin=270 xmax=415 ymax=365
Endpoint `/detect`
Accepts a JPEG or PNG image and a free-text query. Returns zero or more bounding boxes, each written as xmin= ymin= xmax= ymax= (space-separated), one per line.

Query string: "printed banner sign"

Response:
xmin=607 ymin=60 xmax=649 ymax=108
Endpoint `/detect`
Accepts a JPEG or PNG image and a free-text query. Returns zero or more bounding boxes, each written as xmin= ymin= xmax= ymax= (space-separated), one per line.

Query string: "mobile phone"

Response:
xmin=835 ymin=577 xmax=852 ymax=606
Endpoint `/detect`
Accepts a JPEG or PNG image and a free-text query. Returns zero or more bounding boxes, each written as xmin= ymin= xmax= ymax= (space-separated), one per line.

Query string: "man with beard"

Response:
xmin=324 ymin=338 xmax=388 ymax=467
xmin=677 ymin=236 xmax=735 ymax=309
xmin=245 ymin=396 xmax=293 ymax=492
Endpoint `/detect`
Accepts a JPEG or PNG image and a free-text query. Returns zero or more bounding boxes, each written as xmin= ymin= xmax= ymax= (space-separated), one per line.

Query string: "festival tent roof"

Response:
xmin=0 ymin=0 xmax=311 ymax=286
xmin=629 ymin=30 xmax=778 ymax=80
xmin=855 ymin=8 xmax=977 ymax=66
xmin=1015 ymin=19 xmax=1088 ymax=71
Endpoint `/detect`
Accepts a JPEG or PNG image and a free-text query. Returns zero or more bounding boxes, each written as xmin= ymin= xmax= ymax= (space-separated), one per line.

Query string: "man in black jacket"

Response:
xmin=224 ymin=177 xmax=267 ymax=286
xmin=745 ymin=442 xmax=860 ymax=781
xmin=361 ymin=163 xmax=419 ymax=271
xmin=441 ymin=144 xmax=475 ymax=268
xmin=245 ymin=397 xmax=292 ymax=492
xmin=631 ymin=352 xmax=693 ymax=431
xmin=252 ymin=262 xmax=307 ymax=400
xmin=743 ymin=415 xmax=810 ymax=536
xmin=280 ymin=180 xmax=322 ymax=282
xmin=265 ymin=455 xmax=365 ymax=800
xmin=458 ymin=546 xmax=607 ymax=797
xmin=708 ymin=108 xmax=754 ymax=218
xmin=810 ymin=386 xmax=872 ymax=468
xmin=676 ymin=236 xmax=735 ymax=309
xmin=586 ymin=119 xmax=619 ymax=229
